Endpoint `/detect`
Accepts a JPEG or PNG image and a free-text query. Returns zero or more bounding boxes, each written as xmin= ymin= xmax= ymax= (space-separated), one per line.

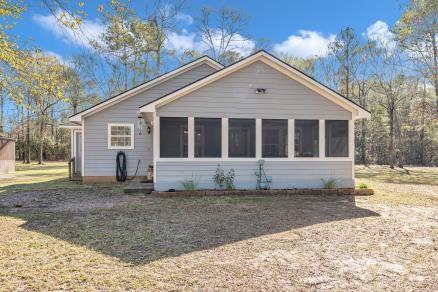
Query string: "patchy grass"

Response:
xmin=0 ymin=162 xmax=119 ymax=194
xmin=356 ymin=165 xmax=438 ymax=207
xmin=0 ymin=163 xmax=437 ymax=290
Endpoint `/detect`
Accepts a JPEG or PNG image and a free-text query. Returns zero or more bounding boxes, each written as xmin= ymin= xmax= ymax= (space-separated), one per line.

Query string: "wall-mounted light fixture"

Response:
xmin=137 ymin=116 xmax=144 ymax=135
xmin=255 ymin=88 xmax=267 ymax=94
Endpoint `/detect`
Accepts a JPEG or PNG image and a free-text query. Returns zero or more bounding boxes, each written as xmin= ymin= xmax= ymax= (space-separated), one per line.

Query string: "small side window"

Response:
xmin=108 ymin=123 xmax=134 ymax=149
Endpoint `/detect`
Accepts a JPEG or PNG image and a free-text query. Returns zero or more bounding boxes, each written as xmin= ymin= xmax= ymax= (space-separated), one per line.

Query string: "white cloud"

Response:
xmin=175 ymin=12 xmax=193 ymax=25
xmin=365 ymin=20 xmax=395 ymax=50
xmin=166 ymin=29 xmax=255 ymax=57
xmin=43 ymin=50 xmax=71 ymax=66
xmin=273 ymin=30 xmax=336 ymax=58
xmin=166 ymin=30 xmax=203 ymax=52
xmin=33 ymin=11 xmax=105 ymax=49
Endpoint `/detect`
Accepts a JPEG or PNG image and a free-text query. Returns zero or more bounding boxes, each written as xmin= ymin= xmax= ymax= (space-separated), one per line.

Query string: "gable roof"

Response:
xmin=69 ymin=56 xmax=223 ymax=122
xmin=139 ymin=50 xmax=371 ymax=119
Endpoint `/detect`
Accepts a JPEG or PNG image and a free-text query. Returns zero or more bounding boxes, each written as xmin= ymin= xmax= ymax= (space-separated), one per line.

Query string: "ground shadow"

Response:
xmin=1 ymin=193 xmax=379 ymax=265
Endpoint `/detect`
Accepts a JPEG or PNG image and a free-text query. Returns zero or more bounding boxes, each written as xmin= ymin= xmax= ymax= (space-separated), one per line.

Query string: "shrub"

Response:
xmin=212 ymin=165 xmax=235 ymax=190
xmin=213 ymin=165 xmax=226 ymax=189
xmin=181 ymin=177 xmax=198 ymax=191
xmin=321 ymin=178 xmax=337 ymax=189
xmin=224 ymin=168 xmax=235 ymax=190
xmin=358 ymin=182 xmax=368 ymax=189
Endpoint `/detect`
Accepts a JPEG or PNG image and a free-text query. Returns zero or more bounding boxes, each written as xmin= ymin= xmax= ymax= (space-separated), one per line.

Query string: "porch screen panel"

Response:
xmin=262 ymin=119 xmax=288 ymax=157
xmin=160 ymin=117 xmax=188 ymax=157
xmin=195 ymin=118 xmax=221 ymax=157
xmin=325 ymin=120 xmax=348 ymax=157
xmin=295 ymin=120 xmax=319 ymax=157
xmin=229 ymin=118 xmax=255 ymax=157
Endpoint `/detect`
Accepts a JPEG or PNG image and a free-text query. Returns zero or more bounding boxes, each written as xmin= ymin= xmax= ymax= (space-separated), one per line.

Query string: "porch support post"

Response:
xmin=288 ymin=119 xmax=294 ymax=159
xmin=349 ymin=119 xmax=354 ymax=160
xmin=221 ymin=118 xmax=228 ymax=158
xmin=81 ymin=119 xmax=85 ymax=175
xmin=349 ymin=119 xmax=355 ymax=180
xmin=70 ymin=130 xmax=74 ymax=159
xmin=153 ymin=114 xmax=160 ymax=183
xmin=256 ymin=118 xmax=262 ymax=159
xmin=319 ymin=119 xmax=325 ymax=158
xmin=188 ymin=117 xmax=194 ymax=158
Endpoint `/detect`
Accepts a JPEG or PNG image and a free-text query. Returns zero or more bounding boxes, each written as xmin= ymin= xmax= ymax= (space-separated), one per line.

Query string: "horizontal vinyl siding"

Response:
xmin=84 ymin=64 xmax=217 ymax=176
xmin=158 ymin=61 xmax=352 ymax=119
xmin=155 ymin=160 xmax=354 ymax=191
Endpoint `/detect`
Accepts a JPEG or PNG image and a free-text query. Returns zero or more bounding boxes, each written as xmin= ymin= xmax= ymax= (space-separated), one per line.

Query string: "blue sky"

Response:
xmin=12 ymin=0 xmax=406 ymax=65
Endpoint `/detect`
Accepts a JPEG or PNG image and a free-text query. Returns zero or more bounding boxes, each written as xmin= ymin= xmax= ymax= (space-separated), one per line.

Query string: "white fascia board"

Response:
xmin=140 ymin=55 xmax=262 ymax=113
xmin=140 ymin=51 xmax=371 ymax=120
xmin=59 ymin=124 xmax=82 ymax=130
xmin=258 ymin=54 xmax=371 ymax=119
xmin=69 ymin=57 xmax=223 ymax=122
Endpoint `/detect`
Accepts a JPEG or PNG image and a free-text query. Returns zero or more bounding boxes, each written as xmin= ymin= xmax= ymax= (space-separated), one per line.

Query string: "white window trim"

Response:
xmin=108 ymin=123 xmax=135 ymax=150
xmin=319 ymin=120 xmax=325 ymax=158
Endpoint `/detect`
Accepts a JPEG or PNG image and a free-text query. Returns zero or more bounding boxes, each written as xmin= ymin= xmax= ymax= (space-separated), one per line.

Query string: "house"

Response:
xmin=63 ymin=50 xmax=370 ymax=191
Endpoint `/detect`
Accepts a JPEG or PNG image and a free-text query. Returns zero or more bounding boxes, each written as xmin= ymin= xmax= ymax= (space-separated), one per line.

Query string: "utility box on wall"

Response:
xmin=0 ymin=137 xmax=15 ymax=174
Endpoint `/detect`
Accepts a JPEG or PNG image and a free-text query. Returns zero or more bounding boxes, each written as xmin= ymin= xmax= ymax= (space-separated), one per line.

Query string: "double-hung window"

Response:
xmin=325 ymin=120 xmax=348 ymax=157
xmin=160 ymin=117 xmax=188 ymax=158
xmin=108 ymin=123 xmax=134 ymax=149
xmin=295 ymin=120 xmax=319 ymax=157
xmin=262 ymin=119 xmax=288 ymax=157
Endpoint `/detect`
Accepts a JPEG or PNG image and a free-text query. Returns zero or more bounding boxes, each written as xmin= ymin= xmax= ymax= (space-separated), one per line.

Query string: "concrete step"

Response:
xmin=124 ymin=181 xmax=154 ymax=194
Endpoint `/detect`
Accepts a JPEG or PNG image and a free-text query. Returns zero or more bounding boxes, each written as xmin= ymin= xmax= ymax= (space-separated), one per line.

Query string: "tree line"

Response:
xmin=0 ymin=0 xmax=436 ymax=166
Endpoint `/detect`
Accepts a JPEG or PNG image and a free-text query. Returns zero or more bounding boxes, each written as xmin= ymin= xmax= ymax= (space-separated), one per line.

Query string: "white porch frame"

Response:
xmin=150 ymin=116 xmax=354 ymax=163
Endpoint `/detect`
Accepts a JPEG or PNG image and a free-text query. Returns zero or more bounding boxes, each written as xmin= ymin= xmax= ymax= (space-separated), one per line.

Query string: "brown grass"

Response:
xmin=0 ymin=163 xmax=437 ymax=290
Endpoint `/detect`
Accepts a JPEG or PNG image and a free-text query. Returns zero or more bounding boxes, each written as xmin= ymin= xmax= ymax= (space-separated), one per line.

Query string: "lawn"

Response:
xmin=0 ymin=162 xmax=437 ymax=290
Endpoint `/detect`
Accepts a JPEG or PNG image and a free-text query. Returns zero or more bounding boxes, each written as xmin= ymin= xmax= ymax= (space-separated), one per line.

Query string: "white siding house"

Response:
xmin=66 ymin=51 xmax=370 ymax=189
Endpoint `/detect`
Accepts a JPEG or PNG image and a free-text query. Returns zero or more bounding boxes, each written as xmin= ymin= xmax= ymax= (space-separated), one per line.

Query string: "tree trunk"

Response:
xmin=388 ymin=106 xmax=395 ymax=169
xmin=38 ymin=116 xmax=45 ymax=165
xmin=419 ymin=80 xmax=427 ymax=165
xmin=0 ymin=86 xmax=3 ymax=134
xmin=25 ymin=105 xmax=30 ymax=164
xmin=431 ymin=30 xmax=438 ymax=112
xmin=361 ymin=119 xmax=367 ymax=165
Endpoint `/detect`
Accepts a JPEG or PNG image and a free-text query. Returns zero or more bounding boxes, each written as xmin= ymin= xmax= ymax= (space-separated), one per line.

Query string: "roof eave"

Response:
xmin=139 ymin=51 xmax=372 ymax=117
xmin=69 ymin=56 xmax=223 ymax=122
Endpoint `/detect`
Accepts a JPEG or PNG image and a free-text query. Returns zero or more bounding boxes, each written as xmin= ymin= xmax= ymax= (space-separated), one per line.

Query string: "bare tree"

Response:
xmin=369 ymin=45 xmax=414 ymax=168
xmin=198 ymin=6 xmax=251 ymax=65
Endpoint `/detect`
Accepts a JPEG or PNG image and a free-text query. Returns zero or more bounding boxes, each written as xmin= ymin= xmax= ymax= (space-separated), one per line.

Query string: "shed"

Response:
xmin=0 ymin=137 xmax=15 ymax=174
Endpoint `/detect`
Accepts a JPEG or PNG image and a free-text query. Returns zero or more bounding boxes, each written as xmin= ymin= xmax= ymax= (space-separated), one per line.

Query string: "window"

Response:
xmin=326 ymin=120 xmax=348 ymax=157
xmin=295 ymin=120 xmax=319 ymax=157
xmin=108 ymin=123 xmax=134 ymax=149
xmin=229 ymin=118 xmax=255 ymax=157
xmin=160 ymin=117 xmax=188 ymax=157
xmin=195 ymin=118 xmax=221 ymax=157
xmin=262 ymin=119 xmax=288 ymax=157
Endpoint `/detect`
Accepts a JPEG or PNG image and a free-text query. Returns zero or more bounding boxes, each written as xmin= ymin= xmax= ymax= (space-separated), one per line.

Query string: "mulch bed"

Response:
xmin=151 ymin=188 xmax=374 ymax=197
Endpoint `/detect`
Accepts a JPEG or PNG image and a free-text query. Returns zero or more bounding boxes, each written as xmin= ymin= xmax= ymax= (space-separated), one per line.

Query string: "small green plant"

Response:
xmin=224 ymin=168 xmax=235 ymax=190
xmin=213 ymin=164 xmax=226 ymax=189
xmin=358 ymin=182 xmax=368 ymax=189
xmin=212 ymin=165 xmax=235 ymax=190
xmin=321 ymin=178 xmax=337 ymax=189
xmin=181 ymin=177 xmax=198 ymax=191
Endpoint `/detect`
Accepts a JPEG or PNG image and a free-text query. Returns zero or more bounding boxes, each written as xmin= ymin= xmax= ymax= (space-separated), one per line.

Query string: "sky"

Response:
xmin=11 ymin=0 xmax=406 ymax=67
